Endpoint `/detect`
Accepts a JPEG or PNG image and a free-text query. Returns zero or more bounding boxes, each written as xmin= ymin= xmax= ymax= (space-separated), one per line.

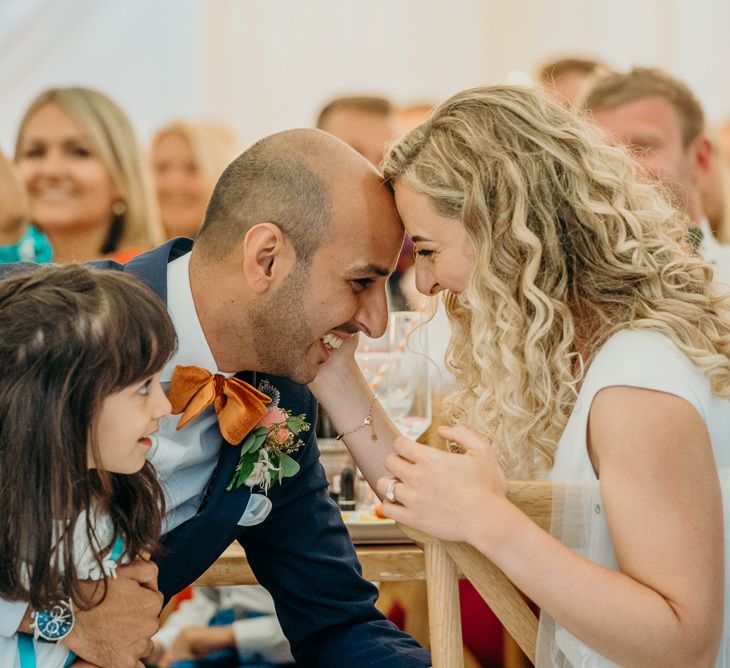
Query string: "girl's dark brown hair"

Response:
xmin=0 ymin=265 xmax=176 ymax=610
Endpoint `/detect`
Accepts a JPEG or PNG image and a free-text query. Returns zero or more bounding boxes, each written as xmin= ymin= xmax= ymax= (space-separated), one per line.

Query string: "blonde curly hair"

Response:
xmin=382 ymin=85 xmax=730 ymax=479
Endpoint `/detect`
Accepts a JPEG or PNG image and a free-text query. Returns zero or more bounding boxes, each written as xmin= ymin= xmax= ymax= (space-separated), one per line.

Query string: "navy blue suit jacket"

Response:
xmin=93 ymin=239 xmax=431 ymax=666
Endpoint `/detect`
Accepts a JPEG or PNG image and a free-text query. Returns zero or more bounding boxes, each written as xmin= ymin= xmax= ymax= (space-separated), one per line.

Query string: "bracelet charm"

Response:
xmin=336 ymin=395 xmax=378 ymax=442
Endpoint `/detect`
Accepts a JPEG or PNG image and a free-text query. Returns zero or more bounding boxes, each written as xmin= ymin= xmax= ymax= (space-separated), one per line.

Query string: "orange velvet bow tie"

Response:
xmin=167 ymin=365 xmax=271 ymax=445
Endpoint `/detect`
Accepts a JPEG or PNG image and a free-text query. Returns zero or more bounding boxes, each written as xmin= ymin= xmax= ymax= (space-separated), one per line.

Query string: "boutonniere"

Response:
xmin=226 ymin=380 xmax=310 ymax=494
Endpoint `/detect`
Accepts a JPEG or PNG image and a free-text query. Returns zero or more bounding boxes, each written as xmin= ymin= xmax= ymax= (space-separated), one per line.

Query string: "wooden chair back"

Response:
xmin=400 ymin=480 xmax=553 ymax=668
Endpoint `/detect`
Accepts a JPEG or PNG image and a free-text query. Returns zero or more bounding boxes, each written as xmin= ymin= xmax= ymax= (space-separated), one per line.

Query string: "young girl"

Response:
xmin=0 ymin=264 xmax=176 ymax=667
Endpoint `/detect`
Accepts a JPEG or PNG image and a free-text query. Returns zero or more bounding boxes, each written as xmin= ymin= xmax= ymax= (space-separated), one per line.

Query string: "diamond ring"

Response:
xmin=385 ymin=478 xmax=399 ymax=503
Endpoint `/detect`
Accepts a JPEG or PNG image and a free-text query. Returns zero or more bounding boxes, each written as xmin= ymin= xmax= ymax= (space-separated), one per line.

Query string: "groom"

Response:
xmin=0 ymin=129 xmax=430 ymax=666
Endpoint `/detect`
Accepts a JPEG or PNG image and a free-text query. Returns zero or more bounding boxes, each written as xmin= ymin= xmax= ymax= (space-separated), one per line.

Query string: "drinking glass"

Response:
xmin=356 ymin=311 xmax=431 ymax=441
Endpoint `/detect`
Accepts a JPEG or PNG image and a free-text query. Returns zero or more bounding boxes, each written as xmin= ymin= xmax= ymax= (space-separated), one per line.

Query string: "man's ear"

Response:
xmin=690 ymin=134 xmax=714 ymax=180
xmin=241 ymin=223 xmax=296 ymax=294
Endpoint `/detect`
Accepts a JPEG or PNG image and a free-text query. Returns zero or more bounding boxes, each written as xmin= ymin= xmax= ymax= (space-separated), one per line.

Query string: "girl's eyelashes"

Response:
xmin=415 ymin=248 xmax=435 ymax=258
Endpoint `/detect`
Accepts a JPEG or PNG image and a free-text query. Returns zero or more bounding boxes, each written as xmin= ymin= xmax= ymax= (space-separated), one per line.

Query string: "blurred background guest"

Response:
xmin=396 ymin=103 xmax=433 ymax=136
xmin=151 ymin=120 xmax=238 ymax=239
xmin=698 ymin=131 xmax=730 ymax=245
xmin=151 ymin=585 xmax=293 ymax=668
xmin=0 ymin=147 xmax=51 ymax=263
xmin=537 ymin=56 xmax=608 ymax=108
xmin=14 ymin=86 xmax=164 ymax=264
xmin=316 ymin=95 xmax=397 ymax=167
xmin=580 ymin=67 xmax=730 ymax=276
xmin=721 ymin=119 xmax=730 ymax=167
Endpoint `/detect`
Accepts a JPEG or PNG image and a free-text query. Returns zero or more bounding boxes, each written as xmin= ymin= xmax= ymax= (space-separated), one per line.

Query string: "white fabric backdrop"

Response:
xmin=1 ymin=0 xmax=729 ymax=153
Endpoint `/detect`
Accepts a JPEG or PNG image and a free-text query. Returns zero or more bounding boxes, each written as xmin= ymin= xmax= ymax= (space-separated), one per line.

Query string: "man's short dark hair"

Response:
xmin=581 ymin=67 xmax=705 ymax=147
xmin=316 ymin=96 xmax=394 ymax=129
xmin=196 ymin=132 xmax=332 ymax=263
xmin=537 ymin=57 xmax=605 ymax=85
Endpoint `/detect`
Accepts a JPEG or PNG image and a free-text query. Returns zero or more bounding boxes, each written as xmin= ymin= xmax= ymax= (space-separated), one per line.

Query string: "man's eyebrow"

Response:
xmin=345 ymin=263 xmax=390 ymax=278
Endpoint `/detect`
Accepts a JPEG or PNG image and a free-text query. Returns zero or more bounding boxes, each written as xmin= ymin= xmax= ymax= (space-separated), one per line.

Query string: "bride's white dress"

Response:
xmin=537 ymin=329 xmax=730 ymax=667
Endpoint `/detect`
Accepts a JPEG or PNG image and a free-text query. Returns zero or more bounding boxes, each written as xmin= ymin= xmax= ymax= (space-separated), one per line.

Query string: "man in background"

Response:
xmin=316 ymin=96 xmax=397 ymax=168
xmin=537 ymin=56 xmax=607 ymax=108
xmin=581 ymin=66 xmax=730 ymax=275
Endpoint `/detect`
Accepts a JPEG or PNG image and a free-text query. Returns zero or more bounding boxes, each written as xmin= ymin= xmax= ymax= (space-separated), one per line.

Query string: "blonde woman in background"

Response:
xmin=314 ymin=86 xmax=730 ymax=666
xmin=150 ymin=121 xmax=237 ymax=239
xmin=15 ymin=87 xmax=163 ymax=264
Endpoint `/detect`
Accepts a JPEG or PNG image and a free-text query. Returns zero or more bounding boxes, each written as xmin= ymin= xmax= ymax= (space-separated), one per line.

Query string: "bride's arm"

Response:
xmin=381 ymin=386 xmax=723 ymax=667
xmin=309 ymin=336 xmax=402 ymax=494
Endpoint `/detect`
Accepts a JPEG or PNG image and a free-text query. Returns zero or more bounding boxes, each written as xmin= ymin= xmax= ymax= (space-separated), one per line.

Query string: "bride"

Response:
xmin=313 ymin=85 xmax=730 ymax=666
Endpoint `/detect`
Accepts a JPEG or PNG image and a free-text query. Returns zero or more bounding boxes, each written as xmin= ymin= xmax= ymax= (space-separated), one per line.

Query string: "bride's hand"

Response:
xmin=308 ymin=333 xmax=362 ymax=399
xmin=376 ymin=425 xmax=509 ymax=546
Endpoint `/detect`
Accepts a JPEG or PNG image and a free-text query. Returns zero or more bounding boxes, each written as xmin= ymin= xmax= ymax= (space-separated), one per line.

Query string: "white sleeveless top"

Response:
xmin=537 ymin=329 xmax=730 ymax=667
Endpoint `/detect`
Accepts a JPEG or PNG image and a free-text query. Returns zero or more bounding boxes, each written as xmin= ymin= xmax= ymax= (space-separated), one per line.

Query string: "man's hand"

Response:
xmin=63 ymin=559 xmax=163 ymax=668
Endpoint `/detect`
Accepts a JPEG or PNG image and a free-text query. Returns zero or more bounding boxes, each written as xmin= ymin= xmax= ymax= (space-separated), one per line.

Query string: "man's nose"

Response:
xmin=354 ymin=283 xmax=390 ymax=338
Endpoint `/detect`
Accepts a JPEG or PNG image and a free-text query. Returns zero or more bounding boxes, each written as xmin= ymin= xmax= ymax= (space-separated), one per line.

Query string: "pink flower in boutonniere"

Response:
xmin=226 ymin=380 xmax=310 ymax=494
xmin=256 ymin=407 xmax=292 ymax=445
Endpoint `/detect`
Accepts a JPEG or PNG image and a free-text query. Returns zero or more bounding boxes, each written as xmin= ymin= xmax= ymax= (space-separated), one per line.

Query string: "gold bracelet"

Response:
xmin=335 ymin=395 xmax=378 ymax=441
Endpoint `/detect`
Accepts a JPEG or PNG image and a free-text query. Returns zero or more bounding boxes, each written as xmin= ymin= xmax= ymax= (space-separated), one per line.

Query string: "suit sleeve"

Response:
xmin=238 ymin=387 xmax=430 ymax=667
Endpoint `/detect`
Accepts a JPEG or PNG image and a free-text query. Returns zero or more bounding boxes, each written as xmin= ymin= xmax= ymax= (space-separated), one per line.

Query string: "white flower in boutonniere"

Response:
xmin=226 ymin=380 xmax=310 ymax=493
xmin=244 ymin=447 xmax=277 ymax=492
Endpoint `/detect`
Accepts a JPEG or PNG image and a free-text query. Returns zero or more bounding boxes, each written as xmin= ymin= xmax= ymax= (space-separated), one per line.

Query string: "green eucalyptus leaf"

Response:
xmin=286 ymin=417 xmax=302 ymax=434
xmin=278 ymin=453 xmax=300 ymax=479
xmin=238 ymin=457 xmax=256 ymax=483
xmin=240 ymin=432 xmax=257 ymax=454
xmin=227 ymin=463 xmax=246 ymax=491
xmin=249 ymin=432 xmax=267 ymax=452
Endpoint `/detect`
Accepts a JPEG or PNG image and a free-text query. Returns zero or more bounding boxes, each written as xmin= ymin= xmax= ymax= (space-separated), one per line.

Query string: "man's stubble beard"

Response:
xmin=248 ymin=261 xmax=316 ymax=384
